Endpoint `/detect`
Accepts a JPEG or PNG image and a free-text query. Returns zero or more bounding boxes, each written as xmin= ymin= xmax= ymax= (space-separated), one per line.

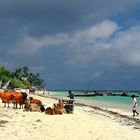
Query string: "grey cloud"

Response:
xmin=0 ymin=0 xmax=139 ymax=36
xmin=110 ymin=26 xmax=140 ymax=67
xmin=8 ymin=20 xmax=117 ymax=69
xmin=4 ymin=20 xmax=140 ymax=78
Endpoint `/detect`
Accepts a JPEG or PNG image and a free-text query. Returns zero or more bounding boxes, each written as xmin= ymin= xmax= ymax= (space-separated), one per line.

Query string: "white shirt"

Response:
xmin=132 ymin=97 xmax=137 ymax=109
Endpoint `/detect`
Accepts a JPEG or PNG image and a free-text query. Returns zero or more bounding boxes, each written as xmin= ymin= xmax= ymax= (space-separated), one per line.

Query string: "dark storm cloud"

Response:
xmin=0 ymin=0 xmax=139 ymax=36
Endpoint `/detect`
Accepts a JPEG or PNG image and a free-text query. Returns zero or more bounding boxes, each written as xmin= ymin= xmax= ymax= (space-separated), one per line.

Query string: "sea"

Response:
xmin=48 ymin=90 xmax=140 ymax=114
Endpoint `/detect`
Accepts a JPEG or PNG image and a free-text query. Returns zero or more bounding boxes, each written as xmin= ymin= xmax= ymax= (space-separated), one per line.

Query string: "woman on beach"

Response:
xmin=131 ymin=95 xmax=139 ymax=117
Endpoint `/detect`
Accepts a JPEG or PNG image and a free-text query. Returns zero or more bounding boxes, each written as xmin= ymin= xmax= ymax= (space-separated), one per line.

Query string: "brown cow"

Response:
xmin=0 ymin=91 xmax=27 ymax=109
xmin=29 ymin=97 xmax=42 ymax=106
xmin=29 ymin=97 xmax=45 ymax=112
xmin=12 ymin=92 xmax=26 ymax=109
xmin=45 ymin=99 xmax=64 ymax=115
xmin=53 ymin=99 xmax=64 ymax=114
xmin=45 ymin=107 xmax=55 ymax=115
xmin=0 ymin=92 xmax=15 ymax=108
xmin=30 ymin=103 xmax=40 ymax=112
xmin=24 ymin=99 xmax=42 ymax=112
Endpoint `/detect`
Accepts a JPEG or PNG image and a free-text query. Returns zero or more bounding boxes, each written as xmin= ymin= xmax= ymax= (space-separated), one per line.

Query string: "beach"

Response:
xmin=0 ymin=93 xmax=140 ymax=140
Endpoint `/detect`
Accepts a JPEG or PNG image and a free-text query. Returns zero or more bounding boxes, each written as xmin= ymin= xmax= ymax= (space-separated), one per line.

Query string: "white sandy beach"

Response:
xmin=0 ymin=94 xmax=140 ymax=140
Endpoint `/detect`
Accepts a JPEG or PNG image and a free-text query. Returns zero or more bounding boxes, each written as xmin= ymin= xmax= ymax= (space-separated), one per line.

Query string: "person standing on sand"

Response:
xmin=68 ymin=90 xmax=74 ymax=100
xmin=67 ymin=90 xmax=74 ymax=112
xmin=131 ymin=95 xmax=139 ymax=117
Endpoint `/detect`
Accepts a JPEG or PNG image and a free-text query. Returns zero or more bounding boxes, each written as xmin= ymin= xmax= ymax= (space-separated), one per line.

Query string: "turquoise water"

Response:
xmin=49 ymin=90 xmax=140 ymax=112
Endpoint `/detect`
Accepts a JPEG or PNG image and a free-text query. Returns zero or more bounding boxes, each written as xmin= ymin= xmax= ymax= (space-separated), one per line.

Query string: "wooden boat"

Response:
xmin=73 ymin=91 xmax=103 ymax=97
xmin=121 ymin=91 xmax=128 ymax=96
xmin=73 ymin=93 xmax=97 ymax=97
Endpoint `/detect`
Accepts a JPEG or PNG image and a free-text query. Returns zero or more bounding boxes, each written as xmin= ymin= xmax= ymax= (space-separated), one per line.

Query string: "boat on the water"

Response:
xmin=73 ymin=91 xmax=103 ymax=97
xmin=73 ymin=93 xmax=97 ymax=97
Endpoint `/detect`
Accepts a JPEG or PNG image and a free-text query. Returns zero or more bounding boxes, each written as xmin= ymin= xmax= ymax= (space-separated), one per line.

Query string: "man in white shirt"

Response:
xmin=131 ymin=95 xmax=139 ymax=117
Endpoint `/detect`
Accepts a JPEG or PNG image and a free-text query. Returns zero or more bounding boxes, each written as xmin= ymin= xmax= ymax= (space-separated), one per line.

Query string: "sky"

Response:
xmin=1 ymin=0 xmax=140 ymax=90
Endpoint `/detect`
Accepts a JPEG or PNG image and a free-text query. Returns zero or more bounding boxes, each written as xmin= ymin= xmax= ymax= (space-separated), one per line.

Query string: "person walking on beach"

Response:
xmin=131 ymin=95 xmax=139 ymax=117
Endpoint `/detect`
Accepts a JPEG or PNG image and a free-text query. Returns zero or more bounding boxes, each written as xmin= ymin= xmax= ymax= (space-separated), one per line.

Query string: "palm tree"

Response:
xmin=0 ymin=66 xmax=44 ymax=89
xmin=0 ymin=66 xmax=11 ymax=77
xmin=22 ymin=66 xmax=29 ymax=77
xmin=0 ymin=66 xmax=11 ymax=86
xmin=13 ymin=68 xmax=22 ymax=79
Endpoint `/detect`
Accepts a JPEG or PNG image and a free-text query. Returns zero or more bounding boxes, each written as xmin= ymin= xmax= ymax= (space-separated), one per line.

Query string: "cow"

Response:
xmin=53 ymin=99 xmax=64 ymax=114
xmin=0 ymin=91 xmax=28 ymax=109
xmin=29 ymin=97 xmax=42 ymax=106
xmin=29 ymin=97 xmax=45 ymax=112
xmin=45 ymin=107 xmax=55 ymax=115
xmin=24 ymin=98 xmax=45 ymax=112
xmin=30 ymin=103 xmax=40 ymax=112
xmin=24 ymin=100 xmax=40 ymax=112
xmin=12 ymin=92 xmax=28 ymax=109
xmin=0 ymin=92 xmax=15 ymax=108
xmin=45 ymin=99 xmax=64 ymax=115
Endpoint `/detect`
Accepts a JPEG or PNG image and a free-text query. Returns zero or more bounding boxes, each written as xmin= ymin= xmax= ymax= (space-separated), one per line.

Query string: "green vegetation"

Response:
xmin=0 ymin=66 xmax=44 ymax=89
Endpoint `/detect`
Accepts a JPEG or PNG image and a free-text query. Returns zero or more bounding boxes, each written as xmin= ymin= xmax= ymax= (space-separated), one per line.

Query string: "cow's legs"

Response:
xmin=4 ymin=102 xmax=6 ymax=107
xmin=8 ymin=101 xmax=9 ymax=108
xmin=16 ymin=103 xmax=18 ymax=109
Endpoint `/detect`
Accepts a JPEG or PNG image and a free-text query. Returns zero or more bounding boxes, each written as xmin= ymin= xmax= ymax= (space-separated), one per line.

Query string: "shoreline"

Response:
xmin=49 ymin=90 xmax=135 ymax=111
xmin=36 ymin=93 xmax=140 ymax=130
xmin=75 ymin=102 xmax=140 ymax=130
xmin=0 ymin=93 xmax=140 ymax=140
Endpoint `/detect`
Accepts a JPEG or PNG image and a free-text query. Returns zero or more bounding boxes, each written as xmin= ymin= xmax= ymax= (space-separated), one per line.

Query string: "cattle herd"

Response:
xmin=0 ymin=91 xmax=72 ymax=115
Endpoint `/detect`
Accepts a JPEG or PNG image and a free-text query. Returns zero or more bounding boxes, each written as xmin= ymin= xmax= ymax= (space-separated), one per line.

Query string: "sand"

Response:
xmin=0 ymin=93 xmax=140 ymax=140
